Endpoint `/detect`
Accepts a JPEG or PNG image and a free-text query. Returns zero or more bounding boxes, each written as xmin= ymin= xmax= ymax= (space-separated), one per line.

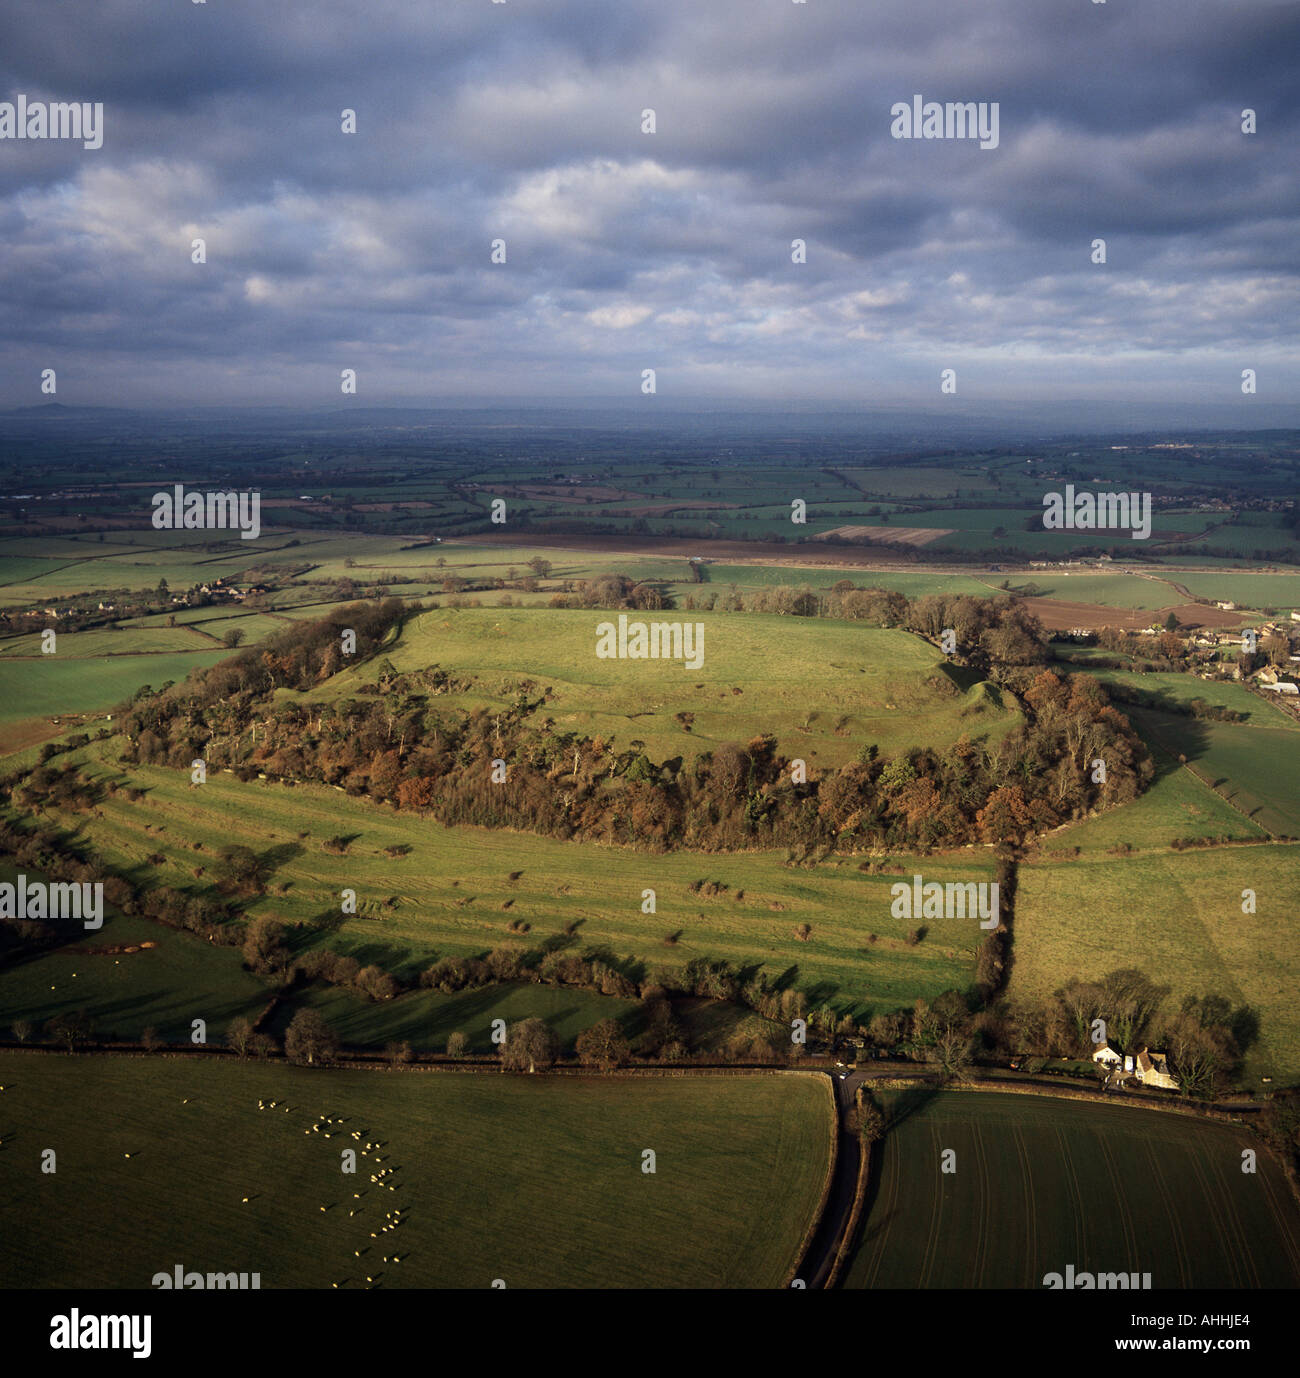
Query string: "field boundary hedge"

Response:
xmin=871 ymin=1072 xmax=1259 ymax=1126
xmin=0 ymin=1043 xmax=835 ymax=1077
xmin=784 ymin=1073 xmax=839 ymax=1289
xmin=826 ymin=1136 xmax=872 ymax=1290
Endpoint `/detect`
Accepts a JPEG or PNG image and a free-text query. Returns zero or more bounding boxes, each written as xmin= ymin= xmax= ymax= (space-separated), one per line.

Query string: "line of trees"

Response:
xmin=103 ymin=595 xmax=1152 ymax=856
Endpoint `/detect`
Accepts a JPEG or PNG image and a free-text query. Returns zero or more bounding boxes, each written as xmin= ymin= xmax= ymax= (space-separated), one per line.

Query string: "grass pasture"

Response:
xmin=0 ymin=625 xmax=209 ymax=658
xmin=0 ymin=1054 xmax=833 ymax=1289
xmin=1009 ymin=573 xmax=1183 ymax=609
xmin=1174 ymin=574 xmax=1300 ymax=611
xmin=1127 ymin=708 xmax=1300 ymax=838
xmin=1012 ymin=845 xmax=1300 ymax=1084
xmin=1043 ymin=669 xmax=1298 ymax=848
xmin=845 ymin=1091 xmax=1300 ymax=1289
xmin=1042 ymin=741 xmax=1266 ymax=854
xmin=40 ymin=740 xmax=985 ymax=1020
xmin=0 ymin=647 xmax=230 ymax=738
xmin=312 ymin=606 xmax=1022 ymax=768
xmin=1078 ymin=670 xmax=1296 ymax=728
xmin=0 ymin=897 xmax=268 ymax=1045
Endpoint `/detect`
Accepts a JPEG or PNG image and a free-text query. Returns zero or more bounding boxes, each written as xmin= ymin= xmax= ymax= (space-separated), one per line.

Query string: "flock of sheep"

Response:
xmin=255 ymin=1096 xmax=410 ymax=1288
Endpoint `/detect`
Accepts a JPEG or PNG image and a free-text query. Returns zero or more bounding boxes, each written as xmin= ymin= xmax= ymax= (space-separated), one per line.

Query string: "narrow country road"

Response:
xmin=792 ymin=1067 xmax=871 ymax=1288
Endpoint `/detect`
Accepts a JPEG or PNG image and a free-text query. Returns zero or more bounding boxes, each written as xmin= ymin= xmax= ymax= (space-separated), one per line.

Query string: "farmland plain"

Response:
xmin=0 ymin=1053 xmax=833 ymax=1289
xmin=845 ymin=1090 xmax=1300 ymax=1289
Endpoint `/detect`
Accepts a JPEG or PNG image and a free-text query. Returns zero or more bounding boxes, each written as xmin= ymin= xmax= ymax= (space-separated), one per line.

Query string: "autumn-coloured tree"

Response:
xmin=976 ymin=784 xmax=1033 ymax=845
xmin=575 ymin=1018 xmax=631 ymax=1070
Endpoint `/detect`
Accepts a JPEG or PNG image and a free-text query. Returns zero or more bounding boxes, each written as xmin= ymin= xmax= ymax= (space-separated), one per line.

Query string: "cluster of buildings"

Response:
xmin=1091 ymin=1043 xmax=1179 ymax=1091
xmin=168 ymin=577 xmax=265 ymax=607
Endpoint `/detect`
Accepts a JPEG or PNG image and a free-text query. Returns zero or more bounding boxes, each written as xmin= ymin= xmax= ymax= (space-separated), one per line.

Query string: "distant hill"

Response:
xmin=0 ymin=403 xmax=133 ymax=418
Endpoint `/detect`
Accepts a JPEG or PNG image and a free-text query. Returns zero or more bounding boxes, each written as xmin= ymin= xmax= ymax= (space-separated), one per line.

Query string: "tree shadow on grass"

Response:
xmin=882 ymin=1081 xmax=945 ymax=1132
xmin=1231 ymin=1004 xmax=1261 ymax=1057
xmin=536 ymin=931 xmax=577 ymax=956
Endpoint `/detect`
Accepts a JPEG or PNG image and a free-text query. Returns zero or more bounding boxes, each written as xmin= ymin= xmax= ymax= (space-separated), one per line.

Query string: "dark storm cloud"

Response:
xmin=0 ymin=0 xmax=1295 ymax=407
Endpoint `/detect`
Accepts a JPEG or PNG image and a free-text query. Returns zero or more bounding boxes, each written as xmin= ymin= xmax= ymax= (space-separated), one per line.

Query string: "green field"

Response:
xmin=37 ymin=740 xmax=985 ymax=1021
xmin=1127 ymin=707 xmax=1300 ymax=837
xmin=1174 ymin=574 xmax=1300 ymax=611
xmin=309 ymin=605 xmax=1021 ymax=769
xmin=1012 ymin=845 xmax=1300 ymax=1084
xmin=1078 ymin=670 xmax=1295 ymax=728
xmin=0 ymin=1054 xmax=833 ymax=1289
xmin=1018 ymin=573 xmax=1189 ymax=608
xmin=1043 ymin=743 xmax=1266 ymax=854
xmin=0 ymin=900 xmax=268 ymax=1045
xmin=845 ymin=1090 xmax=1300 ymax=1289
xmin=0 ymin=858 xmax=662 ymax=1056
xmin=0 ymin=861 xmax=639 ymax=1057
xmin=117 ymin=607 xmax=290 ymax=645
xmin=0 ymin=625 xmax=209 ymax=657
xmin=1043 ymin=668 xmax=1299 ymax=846
xmin=0 ymin=648 xmax=230 ymax=734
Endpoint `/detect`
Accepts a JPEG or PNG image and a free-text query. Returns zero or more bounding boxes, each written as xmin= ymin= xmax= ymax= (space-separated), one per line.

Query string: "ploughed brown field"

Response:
xmin=1021 ymin=598 xmax=1245 ymax=631
xmin=815 ymin=524 xmax=954 ymax=546
xmin=1 ymin=718 xmax=64 ymax=754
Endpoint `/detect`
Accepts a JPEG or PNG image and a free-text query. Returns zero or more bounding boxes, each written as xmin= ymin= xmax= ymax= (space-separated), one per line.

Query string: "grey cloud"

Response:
xmin=0 ymin=0 xmax=1295 ymax=407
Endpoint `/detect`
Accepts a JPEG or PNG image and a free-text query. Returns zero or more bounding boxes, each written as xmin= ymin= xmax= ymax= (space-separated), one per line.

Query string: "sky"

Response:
xmin=1 ymin=0 xmax=1297 ymax=414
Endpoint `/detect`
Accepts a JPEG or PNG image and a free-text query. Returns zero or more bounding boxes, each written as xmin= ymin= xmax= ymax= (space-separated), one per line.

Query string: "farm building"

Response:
xmin=1135 ymin=1048 xmax=1178 ymax=1091
xmin=1091 ymin=1043 xmax=1123 ymax=1068
xmin=1094 ymin=1042 xmax=1176 ymax=1089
